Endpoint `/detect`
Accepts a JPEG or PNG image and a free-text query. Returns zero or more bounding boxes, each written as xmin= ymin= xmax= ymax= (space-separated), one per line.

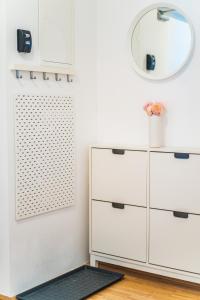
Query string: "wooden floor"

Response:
xmin=1 ymin=264 xmax=200 ymax=300
xmin=88 ymin=264 xmax=200 ymax=300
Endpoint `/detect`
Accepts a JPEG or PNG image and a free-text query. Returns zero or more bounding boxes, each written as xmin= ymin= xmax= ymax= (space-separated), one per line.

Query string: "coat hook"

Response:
xmin=55 ymin=73 xmax=61 ymax=81
xmin=16 ymin=70 xmax=23 ymax=79
xmin=43 ymin=72 xmax=49 ymax=81
xmin=67 ymin=74 xmax=73 ymax=83
xmin=30 ymin=71 xmax=36 ymax=80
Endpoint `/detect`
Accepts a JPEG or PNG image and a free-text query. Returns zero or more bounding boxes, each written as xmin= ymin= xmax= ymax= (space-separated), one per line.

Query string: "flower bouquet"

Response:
xmin=143 ymin=102 xmax=165 ymax=148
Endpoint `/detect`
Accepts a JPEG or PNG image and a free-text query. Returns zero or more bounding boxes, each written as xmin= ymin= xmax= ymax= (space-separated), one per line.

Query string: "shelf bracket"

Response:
xmin=67 ymin=74 xmax=73 ymax=83
xmin=55 ymin=73 xmax=61 ymax=81
xmin=43 ymin=72 xmax=49 ymax=81
xmin=30 ymin=71 xmax=36 ymax=80
xmin=16 ymin=70 xmax=22 ymax=79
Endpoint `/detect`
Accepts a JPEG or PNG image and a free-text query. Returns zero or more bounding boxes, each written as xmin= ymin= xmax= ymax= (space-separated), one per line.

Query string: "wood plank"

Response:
xmin=88 ymin=263 xmax=200 ymax=300
xmin=2 ymin=263 xmax=200 ymax=299
xmin=0 ymin=296 xmax=15 ymax=300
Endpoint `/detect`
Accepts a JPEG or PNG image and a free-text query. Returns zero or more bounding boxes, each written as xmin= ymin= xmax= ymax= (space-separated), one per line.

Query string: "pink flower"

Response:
xmin=143 ymin=102 xmax=165 ymax=117
xmin=143 ymin=102 xmax=153 ymax=116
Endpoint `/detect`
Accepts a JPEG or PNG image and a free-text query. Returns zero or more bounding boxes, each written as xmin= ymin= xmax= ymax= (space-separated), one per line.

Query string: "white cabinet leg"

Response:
xmin=90 ymin=254 xmax=99 ymax=268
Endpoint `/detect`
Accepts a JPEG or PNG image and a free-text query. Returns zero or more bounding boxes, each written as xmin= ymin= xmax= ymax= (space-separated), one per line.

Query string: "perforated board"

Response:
xmin=15 ymin=95 xmax=75 ymax=220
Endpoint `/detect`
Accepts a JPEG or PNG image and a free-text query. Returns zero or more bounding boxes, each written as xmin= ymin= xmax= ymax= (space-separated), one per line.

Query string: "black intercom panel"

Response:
xmin=17 ymin=29 xmax=32 ymax=53
xmin=146 ymin=54 xmax=156 ymax=71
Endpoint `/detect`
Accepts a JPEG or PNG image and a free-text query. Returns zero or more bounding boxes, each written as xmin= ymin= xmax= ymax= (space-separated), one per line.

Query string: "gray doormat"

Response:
xmin=16 ymin=266 xmax=124 ymax=300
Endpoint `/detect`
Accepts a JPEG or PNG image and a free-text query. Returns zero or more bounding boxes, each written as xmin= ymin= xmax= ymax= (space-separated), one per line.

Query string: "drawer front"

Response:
xmin=149 ymin=209 xmax=200 ymax=274
xmin=91 ymin=200 xmax=147 ymax=262
xmin=92 ymin=148 xmax=147 ymax=207
xmin=150 ymin=152 xmax=200 ymax=214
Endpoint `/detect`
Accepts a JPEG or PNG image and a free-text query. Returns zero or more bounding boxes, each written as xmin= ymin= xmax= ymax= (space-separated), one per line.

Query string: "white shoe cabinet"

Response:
xmin=89 ymin=146 xmax=200 ymax=284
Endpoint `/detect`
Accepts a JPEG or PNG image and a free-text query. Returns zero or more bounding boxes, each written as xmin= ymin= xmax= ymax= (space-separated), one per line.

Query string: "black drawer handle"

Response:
xmin=112 ymin=203 xmax=125 ymax=209
xmin=173 ymin=211 xmax=189 ymax=219
xmin=112 ymin=149 xmax=125 ymax=155
xmin=174 ymin=153 xmax=190 ymax=159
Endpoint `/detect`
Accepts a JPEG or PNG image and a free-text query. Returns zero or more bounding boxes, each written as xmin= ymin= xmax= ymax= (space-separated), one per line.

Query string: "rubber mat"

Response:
xmin=16 ymin=266 xmax=124 ymax=300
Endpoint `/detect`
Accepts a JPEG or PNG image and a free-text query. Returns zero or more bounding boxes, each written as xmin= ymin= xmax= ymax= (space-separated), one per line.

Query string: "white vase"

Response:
xmin=149 ymin=115 xmax=163 ymax=148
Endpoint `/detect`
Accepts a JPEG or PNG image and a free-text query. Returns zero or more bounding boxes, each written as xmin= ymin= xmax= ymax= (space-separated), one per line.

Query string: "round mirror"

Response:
xmin=129 ymin=5 xmax=194 ymax=80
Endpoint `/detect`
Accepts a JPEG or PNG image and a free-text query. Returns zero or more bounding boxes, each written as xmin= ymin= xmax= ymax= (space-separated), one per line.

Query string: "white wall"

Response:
xmin=1 ymin=0 xmax=200 ymax=296
xmin=0 ymin=0 xmax=11 ymax=295
xmin=0 ymin=0 xmax=97 ymax=296
xmin=96 ymin=0 xmax=200 ymax=148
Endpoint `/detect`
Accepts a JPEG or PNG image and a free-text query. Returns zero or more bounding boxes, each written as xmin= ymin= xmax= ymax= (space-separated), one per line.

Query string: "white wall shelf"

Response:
xmin=10 ymin=64 xmax=75 ymax=81
xmin=10 ymin=64 xmax=75 ymax=75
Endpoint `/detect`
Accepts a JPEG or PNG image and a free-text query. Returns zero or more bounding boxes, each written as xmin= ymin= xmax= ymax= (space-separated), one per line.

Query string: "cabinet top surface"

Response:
xmin=91 ymin=145 xmax=200 ymax=155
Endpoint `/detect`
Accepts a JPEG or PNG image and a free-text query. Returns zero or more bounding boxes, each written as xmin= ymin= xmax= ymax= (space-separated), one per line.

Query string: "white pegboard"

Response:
xmin=15 ymin=94 xmax=75 ymax=220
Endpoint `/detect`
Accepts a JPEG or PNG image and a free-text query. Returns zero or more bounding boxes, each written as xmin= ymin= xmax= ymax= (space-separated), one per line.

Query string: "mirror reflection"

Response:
xmin=131 ymin=7 xmax=193 ymax=80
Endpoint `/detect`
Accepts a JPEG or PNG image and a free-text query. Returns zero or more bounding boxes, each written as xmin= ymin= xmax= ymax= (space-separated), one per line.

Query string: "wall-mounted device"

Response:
xmin=146 ymin=54 xmax=156 ymax=71
xmin=17 ymin=29 xmax=32 ymax=53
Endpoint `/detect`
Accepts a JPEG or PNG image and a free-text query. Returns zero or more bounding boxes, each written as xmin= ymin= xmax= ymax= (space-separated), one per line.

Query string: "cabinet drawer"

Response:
xmin=150 ymin=152 xmax=200 ymax=214
xmin=92 ymin=148 xmax=147 ymax=207
xmin=91 ymin=200 xmax=147 ymax=262
xmin=149 ymin=209 xmax=200 ymax=274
